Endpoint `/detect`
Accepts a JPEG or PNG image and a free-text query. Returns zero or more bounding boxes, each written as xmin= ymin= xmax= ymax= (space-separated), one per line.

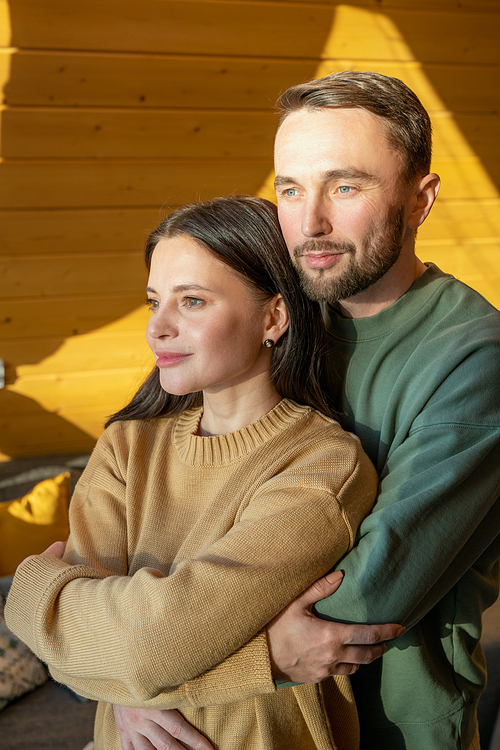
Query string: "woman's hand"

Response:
xmin=112 ymin=706 xmax=215 ymax=750
xmin=16 ymin=540 xmax=67 ymax=570
xmin=40 ymin=541 xmax=67 ymax=558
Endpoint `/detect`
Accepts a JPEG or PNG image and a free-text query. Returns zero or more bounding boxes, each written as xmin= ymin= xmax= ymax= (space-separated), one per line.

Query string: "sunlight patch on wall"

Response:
xmin=7 ymin=306 xmax=152 ymax=439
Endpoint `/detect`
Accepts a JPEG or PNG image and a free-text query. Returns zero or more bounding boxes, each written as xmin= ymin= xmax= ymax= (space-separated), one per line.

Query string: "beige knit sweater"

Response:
xmin=6 ymin=400 xmax=377 ymax=750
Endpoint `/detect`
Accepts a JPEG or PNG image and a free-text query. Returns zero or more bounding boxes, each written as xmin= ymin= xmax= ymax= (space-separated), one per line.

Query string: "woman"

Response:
xmin=6 ymin=196 xmax=378 ymax=750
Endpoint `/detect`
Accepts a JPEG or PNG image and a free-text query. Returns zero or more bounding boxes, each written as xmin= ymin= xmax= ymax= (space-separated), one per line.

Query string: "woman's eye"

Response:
xmin=185 ymin=297 xmax=203 ymax=308
xmin=145 ymin=298 xmax=160 ymax=310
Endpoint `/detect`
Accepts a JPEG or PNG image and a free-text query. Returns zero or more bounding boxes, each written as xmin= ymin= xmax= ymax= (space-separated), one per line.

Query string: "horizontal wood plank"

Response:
xmin=2 ymin=51 xmax=318 ymax=110
xmin=5 ymin=108 xmax=500 ymax=161
xmin=2 ymin=330 xmax=151 ymax=378
xmin=6 ymin=1 xmax=499 ymax=65
xmin=2 ymin=109 xmax=278 ymax=159
xmin=0 ymin=208 xmax=165 ymax=256
xmin=7 ymin=0 xmax=334 ymax=57
xmin=0 ymin=294 xmax=146 ymax=339
xmin=3 ymin=51 xmax=499 ymax=113
xmin=416 ymin=238 xmax=500 ymax=309
xmin=418 ymin=199 xmax=500 ymax=241
xmin=0 ymin=160 xmax=272 ymax=208
xmin=8 ymin=368 xmax=146 ymax=411
xmin=430 ymin=159 xmax=500 ymax=200
xmin=0 ymin=406 xmax=100 ymax=458
xmin=0 ymin=253 xmax=145 ymax=298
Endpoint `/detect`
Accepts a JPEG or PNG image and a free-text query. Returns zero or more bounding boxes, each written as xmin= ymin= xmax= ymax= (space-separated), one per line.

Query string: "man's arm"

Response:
xmin=314 ymin=427 xmax=500 ymax=628
xmin=112 ymin=572 xmax=401 ymax=750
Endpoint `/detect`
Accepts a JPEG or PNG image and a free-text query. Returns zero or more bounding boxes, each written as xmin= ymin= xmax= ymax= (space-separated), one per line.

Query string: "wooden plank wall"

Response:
xmin=0 ymin=0 xmax=499 ymax=458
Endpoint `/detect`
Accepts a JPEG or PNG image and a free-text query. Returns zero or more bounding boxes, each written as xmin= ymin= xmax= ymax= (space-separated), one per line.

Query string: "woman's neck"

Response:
xmin=199 ymin=374 xmax=282 ymax=436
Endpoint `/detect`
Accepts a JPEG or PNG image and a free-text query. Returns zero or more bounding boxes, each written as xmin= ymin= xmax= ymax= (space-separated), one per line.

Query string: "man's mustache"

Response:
xmin=292 ymin=240 xmax=356 ymax=259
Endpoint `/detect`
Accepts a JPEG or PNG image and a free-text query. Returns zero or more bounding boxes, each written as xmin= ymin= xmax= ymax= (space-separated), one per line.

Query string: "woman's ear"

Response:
xmin=407 ymin=173 xmax=441 ymax=229
xmin=264 ymin=294 xmax=289 ymax=345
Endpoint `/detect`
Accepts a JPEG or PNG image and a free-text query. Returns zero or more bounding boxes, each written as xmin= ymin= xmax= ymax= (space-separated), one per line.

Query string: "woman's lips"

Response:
xmin=155 ymin=352 xmax=191 ymax=367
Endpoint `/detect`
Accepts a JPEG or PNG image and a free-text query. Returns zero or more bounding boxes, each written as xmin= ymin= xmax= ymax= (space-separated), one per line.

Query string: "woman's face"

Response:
xmin=146 ymin=235 xmax=276 ymax=396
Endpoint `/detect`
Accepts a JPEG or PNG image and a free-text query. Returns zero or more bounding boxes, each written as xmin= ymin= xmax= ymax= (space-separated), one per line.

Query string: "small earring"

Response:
xmin=263 ymin=339 xmax=275 ymax=348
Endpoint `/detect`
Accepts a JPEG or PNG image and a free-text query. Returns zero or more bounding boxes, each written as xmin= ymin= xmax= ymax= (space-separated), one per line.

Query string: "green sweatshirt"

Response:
xmin=314 ymin=263 xmax=500 ymax=749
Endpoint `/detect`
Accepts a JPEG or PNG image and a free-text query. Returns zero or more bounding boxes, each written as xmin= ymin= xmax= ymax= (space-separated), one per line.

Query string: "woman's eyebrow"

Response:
xmin=146 ymin=284 xmax=213 ymax=294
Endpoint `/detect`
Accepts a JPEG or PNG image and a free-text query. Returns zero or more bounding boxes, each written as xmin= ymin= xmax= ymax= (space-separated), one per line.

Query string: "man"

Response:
xmin=101 ymin=72 xmax=500 ymax=748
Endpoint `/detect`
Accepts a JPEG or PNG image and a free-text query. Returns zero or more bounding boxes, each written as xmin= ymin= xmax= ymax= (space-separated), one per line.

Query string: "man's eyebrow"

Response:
xmin=274 ymin=169 xmax=376 ymax=189
xmin=274 ymin=176 xmax=296 ymax=188
xmin=324 ymin=168 xmax=376 ymax=182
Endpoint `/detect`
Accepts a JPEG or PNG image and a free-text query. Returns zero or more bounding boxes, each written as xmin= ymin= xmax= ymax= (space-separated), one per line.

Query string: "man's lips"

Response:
xmin=155 ymin=352 xmax=191 ymax=367
xmin=302 ymin=252 xmax=345 ymax=269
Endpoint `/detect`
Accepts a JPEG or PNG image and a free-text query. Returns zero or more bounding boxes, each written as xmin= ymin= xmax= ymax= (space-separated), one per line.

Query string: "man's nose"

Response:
xmin=301 ymin=197 xmax=333 ymax=238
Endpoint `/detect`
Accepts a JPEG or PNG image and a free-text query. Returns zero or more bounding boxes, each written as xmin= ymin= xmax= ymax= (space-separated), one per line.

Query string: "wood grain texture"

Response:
xmin=1 ymin=0 xmax=499 ymax=457
xmin=4 ymin=52 xmax=498 ymax=113
xmin=6 ymin=2 xmax=499 ymax=64
xmin=0 ymin=208 xmax=165 ymax=256
xmin=0 ymin=294 xmax=146 ymax=340
xmin=0 ymin=253 xmax=145 ymax=299
xmin=1 ymin=108 xmax=277 ymax=159
xmin=3 ymin=51 xmax=319 ymax=109
xmin=0 ymin=160 xmax=272 ymax=208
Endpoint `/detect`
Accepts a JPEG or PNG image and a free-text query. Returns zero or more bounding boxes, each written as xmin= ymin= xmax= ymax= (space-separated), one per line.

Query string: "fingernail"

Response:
xmin=325 ymin=570 xmax=343 ymax=584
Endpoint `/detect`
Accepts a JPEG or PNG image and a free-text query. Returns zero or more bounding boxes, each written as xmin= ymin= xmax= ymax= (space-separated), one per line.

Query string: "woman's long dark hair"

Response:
xmin=106 ymin=195 xmax=336 ymax=426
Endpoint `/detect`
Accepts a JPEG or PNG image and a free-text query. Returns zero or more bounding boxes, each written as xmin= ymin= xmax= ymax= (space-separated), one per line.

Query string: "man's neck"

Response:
xmin=337 ymin=254 xmax=427 ymax=320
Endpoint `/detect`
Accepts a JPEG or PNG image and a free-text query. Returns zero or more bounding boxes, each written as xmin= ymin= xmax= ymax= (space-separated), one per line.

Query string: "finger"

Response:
xmin=328 ymin=662 xmax=360 ymax=677
xmin=292 ymin=571 xmax=344 ymax=610
xmin=341 ymin=640 xmax=389 ymax=666
xmin=130 ymin=735 xmax=156 ymax=750
xmin=41 ymin=540 xmax=67 ymax=558
xmin=158 ymin=713 xmax=215 ymax=750
xmin=343 ymin=622 xmax=405 ymax=646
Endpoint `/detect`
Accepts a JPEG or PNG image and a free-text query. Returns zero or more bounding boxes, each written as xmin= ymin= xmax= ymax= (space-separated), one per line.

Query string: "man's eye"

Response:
xmin=285 ymin=188 xmax=297 ymax=197
xmin=338 ymin=186 xmax=352 ymax=194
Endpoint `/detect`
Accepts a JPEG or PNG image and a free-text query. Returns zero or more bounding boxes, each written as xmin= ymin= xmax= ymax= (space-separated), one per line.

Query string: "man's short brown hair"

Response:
xmin=276 ymin=71 xmax=432 ymax=186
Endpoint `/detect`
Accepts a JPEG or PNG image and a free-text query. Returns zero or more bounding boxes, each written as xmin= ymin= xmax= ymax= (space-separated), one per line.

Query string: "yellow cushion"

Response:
xmin=0 ymin=473 xmax=70 ymax=576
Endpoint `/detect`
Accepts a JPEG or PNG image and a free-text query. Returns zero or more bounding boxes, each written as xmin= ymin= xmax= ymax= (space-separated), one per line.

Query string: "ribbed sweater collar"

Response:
xmin=324 ymin=263 xmax=452 ymax=342
xmin=173 ymin=398 xmax=310 ymax=466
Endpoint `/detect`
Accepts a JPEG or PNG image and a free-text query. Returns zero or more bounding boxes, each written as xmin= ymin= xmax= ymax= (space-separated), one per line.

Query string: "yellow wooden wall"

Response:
xmin=1 ymin=0 xmax=499 ymax=459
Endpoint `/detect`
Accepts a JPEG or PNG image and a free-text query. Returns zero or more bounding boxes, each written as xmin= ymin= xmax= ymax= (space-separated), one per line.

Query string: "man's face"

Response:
xmin=274 ymin=107 xmax=412 ymax=304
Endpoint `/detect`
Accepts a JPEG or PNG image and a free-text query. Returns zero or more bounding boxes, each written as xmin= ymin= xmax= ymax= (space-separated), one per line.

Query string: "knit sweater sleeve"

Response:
xmin=5 ymin=420 xmax=377 ymax=707
xmin=315 ymin=325 xmax=500 ymax=629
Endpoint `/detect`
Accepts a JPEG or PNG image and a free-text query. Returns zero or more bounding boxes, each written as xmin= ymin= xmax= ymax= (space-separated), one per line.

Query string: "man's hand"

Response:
xmin=113 ymin=706 xmax=215 ymax=750
xmin=267 ymin=571 xmax=405 ymax=683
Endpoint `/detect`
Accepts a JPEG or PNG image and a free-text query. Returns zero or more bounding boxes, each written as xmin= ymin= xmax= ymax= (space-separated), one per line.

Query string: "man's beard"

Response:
xmin=291 ymin=205 xmax=406 ymax=304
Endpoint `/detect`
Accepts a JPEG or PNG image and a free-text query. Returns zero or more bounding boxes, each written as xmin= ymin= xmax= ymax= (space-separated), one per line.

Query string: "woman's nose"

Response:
xmin=146 ymin=307 xmax=178 ymax=340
